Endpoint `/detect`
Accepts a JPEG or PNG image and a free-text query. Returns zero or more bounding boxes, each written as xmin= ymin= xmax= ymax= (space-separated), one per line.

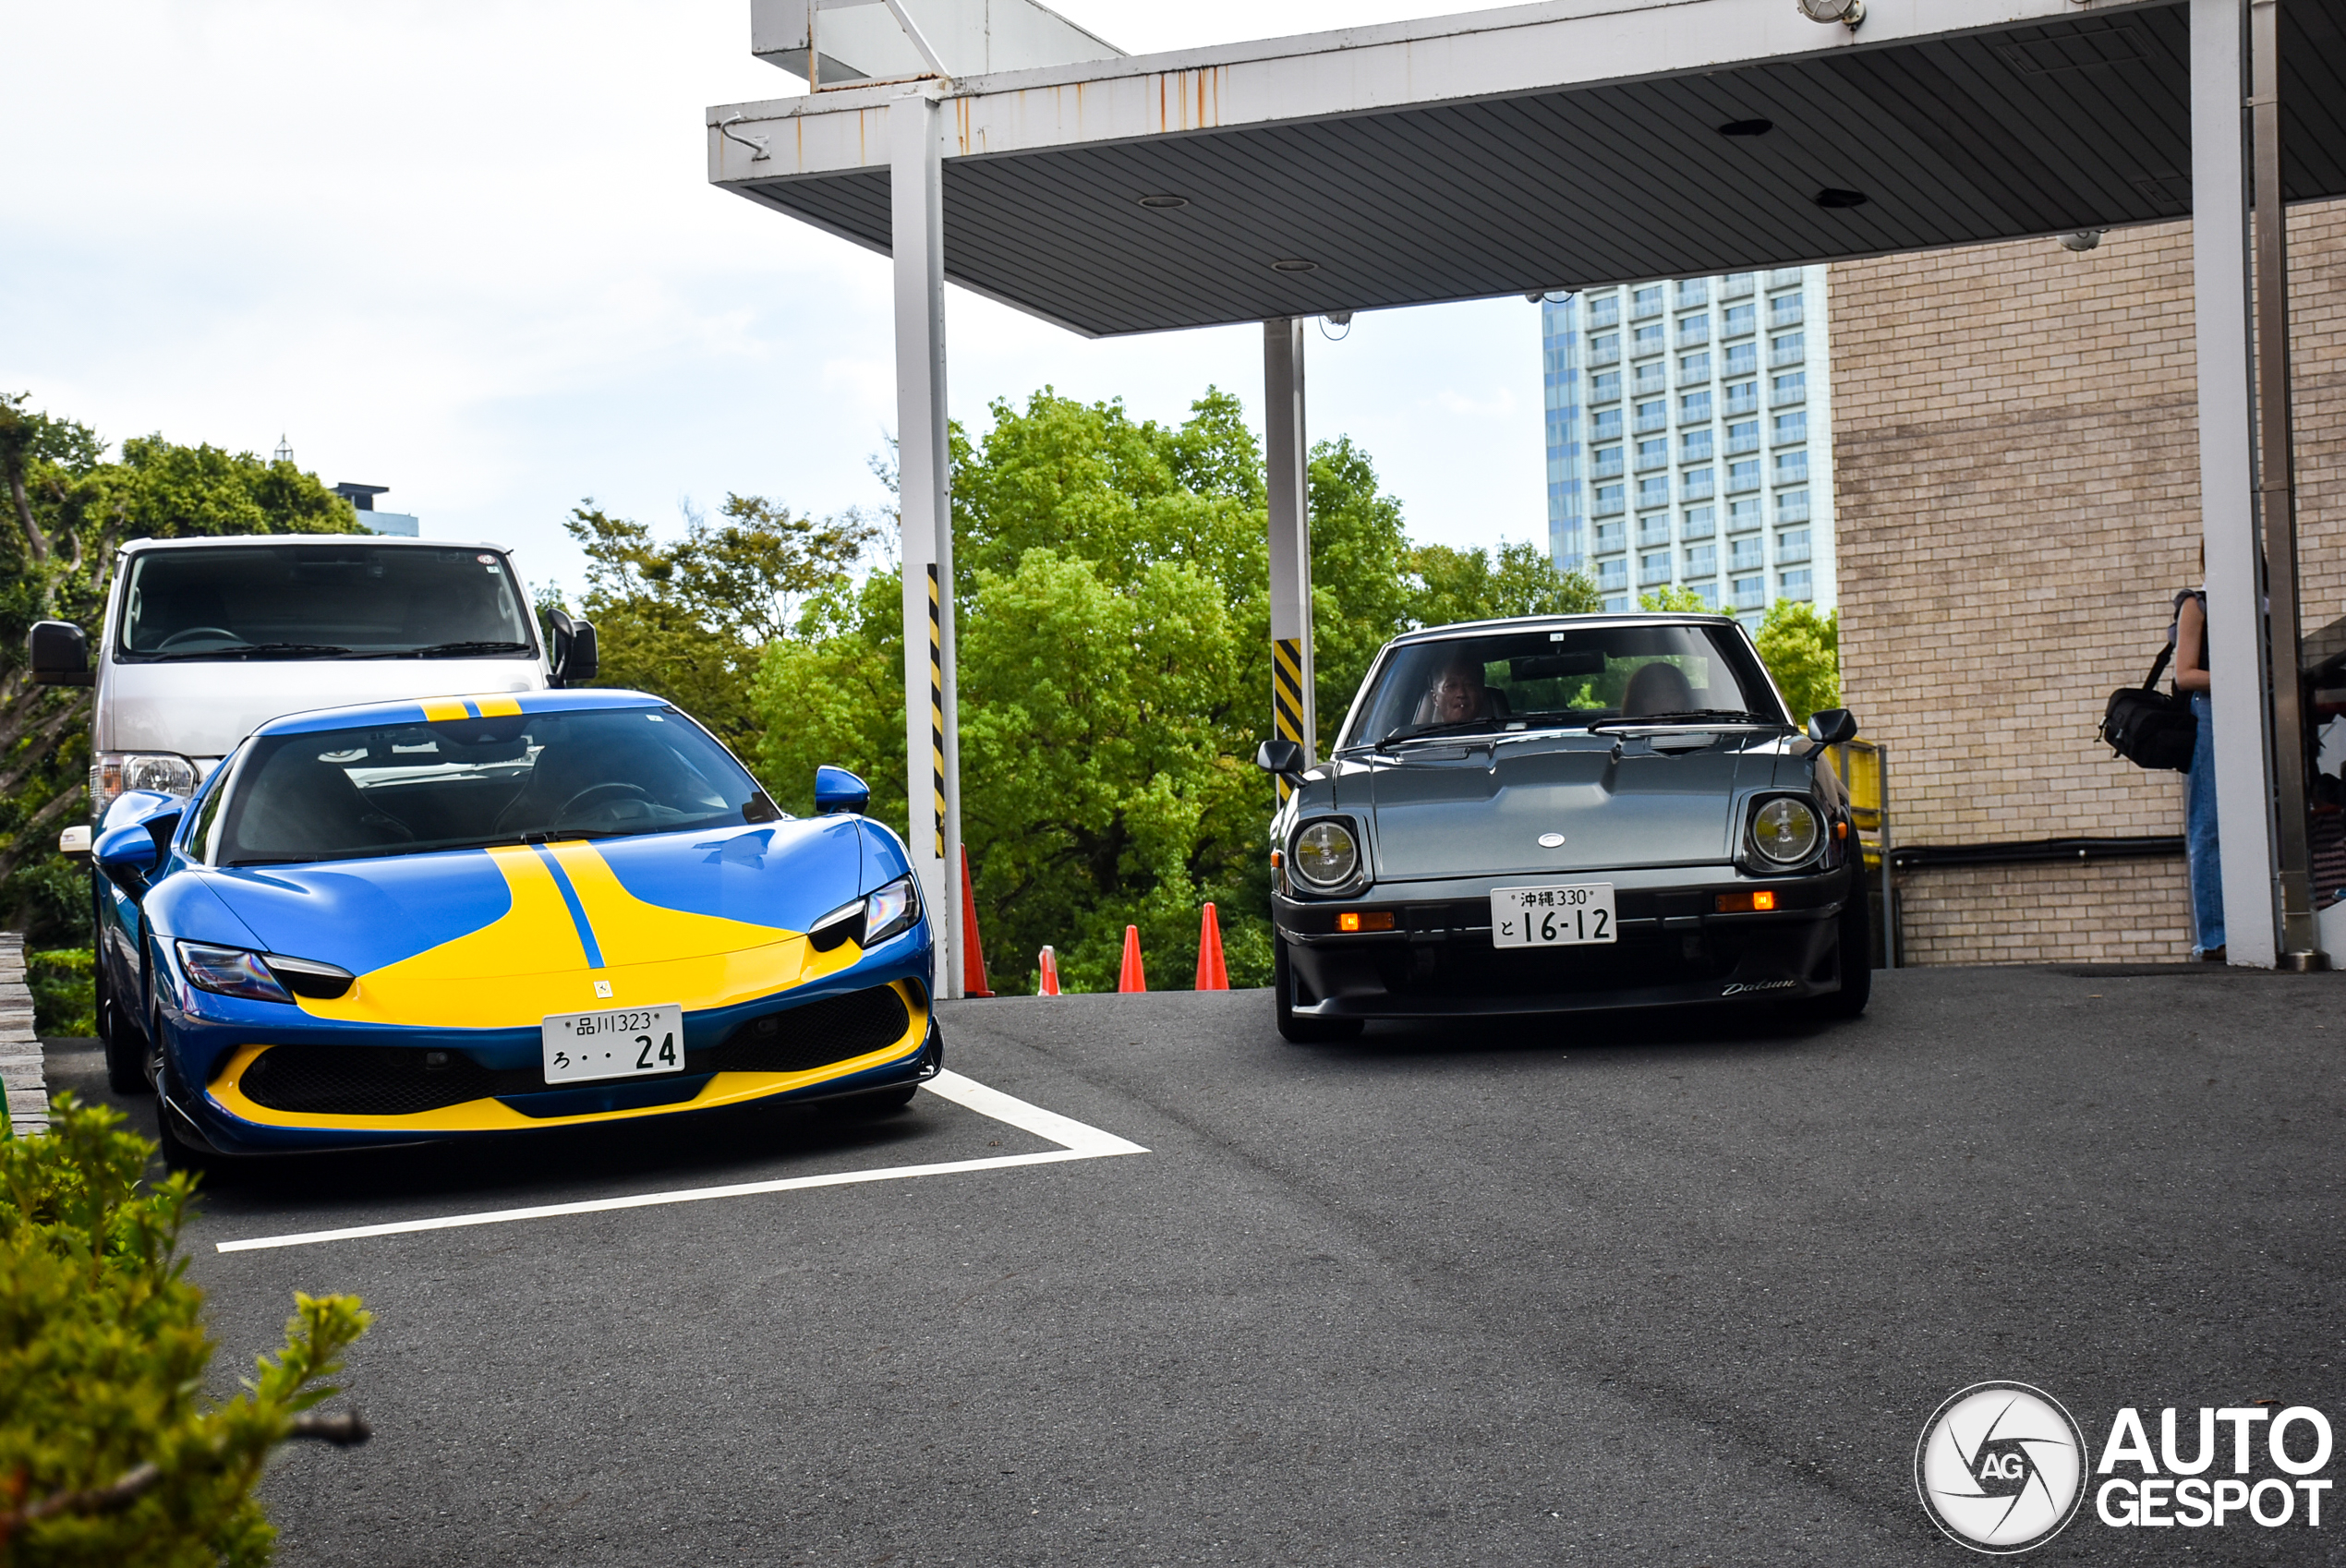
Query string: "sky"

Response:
xmin=2 ymin=1 xmax=1544 ymax=603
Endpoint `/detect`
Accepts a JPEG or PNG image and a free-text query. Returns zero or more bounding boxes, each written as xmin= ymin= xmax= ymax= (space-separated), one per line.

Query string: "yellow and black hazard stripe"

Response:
xmin=927 ymin=563 xmax=947 ymax=859
xmin=1272 ymin=636 xmax=1305 ymax=802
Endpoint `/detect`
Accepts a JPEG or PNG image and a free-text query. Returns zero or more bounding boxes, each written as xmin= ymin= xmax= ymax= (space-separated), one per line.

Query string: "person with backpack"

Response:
xmin=2173 ymin=583 xmax=2222 ymax=960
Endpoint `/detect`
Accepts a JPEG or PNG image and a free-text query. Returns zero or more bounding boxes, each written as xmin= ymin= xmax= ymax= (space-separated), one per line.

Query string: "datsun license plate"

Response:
xmin=1491 ymin=884 xmax=1616 ymax=947
xmin=541 ymin=1004 xmax=686 ymax=1084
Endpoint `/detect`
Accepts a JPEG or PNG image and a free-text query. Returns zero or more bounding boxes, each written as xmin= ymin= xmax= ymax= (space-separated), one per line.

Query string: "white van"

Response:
xmin=30 ymin=535 xmax=597 ymax=819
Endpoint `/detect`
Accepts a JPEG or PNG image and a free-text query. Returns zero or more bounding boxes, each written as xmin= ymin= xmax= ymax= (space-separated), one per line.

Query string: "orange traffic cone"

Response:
xmin=960 ymin=847 xmax=993 ymax=998
xmin=1194 ymin=903 xmax=1228 ymax=991
xmin=1117 ymin=924 xmax=1147 ymax=993
xmin=1037 ymin=946 xmax=1061 ymax=996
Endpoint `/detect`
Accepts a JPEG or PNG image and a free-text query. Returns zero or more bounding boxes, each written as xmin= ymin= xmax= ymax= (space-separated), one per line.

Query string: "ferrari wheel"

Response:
xmin=1275 ymin=934 xmax=1363 ymax=1043
xmin=96 ymin=966 xmax=151 ymax=1096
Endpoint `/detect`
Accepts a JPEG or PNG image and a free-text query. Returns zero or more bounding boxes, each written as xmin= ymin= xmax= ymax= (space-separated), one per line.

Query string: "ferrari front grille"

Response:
xmin=238 ymin=1044 xmax=544 ymax=1116
xmin=710 ymin=984 xmax=913 ymax=1074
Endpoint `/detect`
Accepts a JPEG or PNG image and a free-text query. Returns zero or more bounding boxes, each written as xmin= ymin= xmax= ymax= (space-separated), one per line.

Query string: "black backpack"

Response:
xmin=2098 ymin=594 xmax=2199 ymax=771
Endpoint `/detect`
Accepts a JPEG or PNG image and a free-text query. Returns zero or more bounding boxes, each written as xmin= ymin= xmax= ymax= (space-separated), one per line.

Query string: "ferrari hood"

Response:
xmin=192 ymin=816 xmax=871 ymax=1026
xmin=1363 ymin=730 xmax=1774 ymax=878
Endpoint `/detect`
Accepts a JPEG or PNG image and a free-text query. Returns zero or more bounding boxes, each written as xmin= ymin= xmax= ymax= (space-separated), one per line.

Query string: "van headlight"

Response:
xmin=94 ymin=752 xmax=198 ymax=811
xmin=1747 ymin=797 xmax=1823 ymax=866
xmin=1290 ymin=818 xmax=1362 ymax=889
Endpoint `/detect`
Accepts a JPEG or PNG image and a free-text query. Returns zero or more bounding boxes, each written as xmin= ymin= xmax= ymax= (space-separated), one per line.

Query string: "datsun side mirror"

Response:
xmin=547 ymin=610 xmax=599 ymax=687
xmin=92 ymin=790 xmax=184 ymax=895
xmin=1255 ymin=739 xmax=1306 ymax=782
xmin=1807 ymin=708 xmax=1859 ymax=745
xmin=28 ymin=621 xmax=91 ymax=687
xmin=814 ymin=766 xmax=871 ymax=815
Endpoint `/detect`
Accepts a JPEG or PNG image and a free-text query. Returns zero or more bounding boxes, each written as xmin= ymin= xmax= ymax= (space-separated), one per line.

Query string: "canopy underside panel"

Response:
xmin=733 ymin=0 xmax=2346 ymax=336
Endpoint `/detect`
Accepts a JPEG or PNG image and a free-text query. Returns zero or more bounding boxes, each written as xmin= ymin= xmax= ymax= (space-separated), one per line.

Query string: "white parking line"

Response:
xmin=212 ymin=1068 xmax=1147 ymax=1254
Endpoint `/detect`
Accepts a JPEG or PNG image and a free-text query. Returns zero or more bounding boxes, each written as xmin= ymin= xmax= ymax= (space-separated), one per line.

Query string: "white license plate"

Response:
xmin=1491 ymin=884 xmax=1617 ymax=947
xmin=541 ymin=1004 xmax=686 ymax=1084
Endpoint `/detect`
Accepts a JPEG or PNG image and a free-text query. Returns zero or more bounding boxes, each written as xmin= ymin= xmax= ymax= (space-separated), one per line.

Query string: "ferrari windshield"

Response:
xmin=207 ymin=708 xmax=781 ymax=866
xmin=1341 ymin=621 xmax=1785 ymax=748
xmin=115 ymin=545 xmax=537 ymax=662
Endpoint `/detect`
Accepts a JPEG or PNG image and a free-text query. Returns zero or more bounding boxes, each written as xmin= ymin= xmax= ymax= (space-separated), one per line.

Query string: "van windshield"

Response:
xmin=1340 ymin=621 xmax=1785 ymax=748
xmin=210 ymin=708 xmax=783 ymax=866
xmin=115 ymin=545 xmax=538 ymax=662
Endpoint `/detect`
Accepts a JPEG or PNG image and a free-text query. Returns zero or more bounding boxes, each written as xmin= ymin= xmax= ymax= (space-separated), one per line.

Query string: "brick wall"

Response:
xmin=1831 ymin=202 xmax=2346 ymax=963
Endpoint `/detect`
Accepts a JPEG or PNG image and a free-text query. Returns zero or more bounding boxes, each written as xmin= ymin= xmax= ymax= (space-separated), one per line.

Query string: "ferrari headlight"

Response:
xmin=94 ymin=752 xmax=198 ymax=813
xmin=1749 ymin=797 xmax=1822 ymax=865
xmin=863 ymin=874 xmax=921 ymax=947
xmin=177 ymin=941 xmax=293 ymax=1005
xmin=1291 ymin=819 xmax=1361 ymax=889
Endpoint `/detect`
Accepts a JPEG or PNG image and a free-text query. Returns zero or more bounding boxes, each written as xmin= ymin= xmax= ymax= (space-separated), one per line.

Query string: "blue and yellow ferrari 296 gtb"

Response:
xmin=87 ymin=688 xmax=939 ymax=1162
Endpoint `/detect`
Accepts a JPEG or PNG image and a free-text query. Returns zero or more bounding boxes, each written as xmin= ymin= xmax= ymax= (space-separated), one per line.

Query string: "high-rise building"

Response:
xmin=1541 ymin=268 xmax=1836 ymax=622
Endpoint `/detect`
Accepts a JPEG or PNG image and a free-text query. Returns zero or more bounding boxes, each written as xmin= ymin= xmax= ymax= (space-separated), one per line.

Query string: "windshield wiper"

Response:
xmin=1586 ymin=708 xmax=1778 ymax=730
xmin=147 ymin=642 xmax=354 ymax=662
xmin=400 ymin=640 xmax=536 ymax=659
xmin=1372 ymin=719 xmax=1502 ymax=750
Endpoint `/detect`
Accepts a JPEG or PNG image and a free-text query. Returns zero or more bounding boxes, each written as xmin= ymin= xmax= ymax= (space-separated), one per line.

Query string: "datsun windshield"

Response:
xmin=1341 ymin=622 xmax=1785 ymax=749
xmin=209 ymin=709 xmax=781 ymax=866
xmin=116 ymin=545 xmax=537 ymax=662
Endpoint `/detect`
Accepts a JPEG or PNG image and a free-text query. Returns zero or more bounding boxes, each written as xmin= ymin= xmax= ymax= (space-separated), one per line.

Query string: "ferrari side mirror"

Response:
xmin=815 ymin=765 xmax=870 ymax=815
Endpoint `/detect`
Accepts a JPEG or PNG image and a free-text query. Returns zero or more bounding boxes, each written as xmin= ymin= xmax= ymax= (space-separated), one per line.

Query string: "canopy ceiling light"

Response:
xmin=1814 ymin=187 xmax=1868 ymax=208
xmin=1271 ymin=259 xmax=1319 ymax=272
xmin=1137 ymin=194 xmax=1190 ymax=209
xmin=1717 ymin=118 xmax=1774 ymax=137
xmin=1796 ymin=0 xmax=1864 ymax=27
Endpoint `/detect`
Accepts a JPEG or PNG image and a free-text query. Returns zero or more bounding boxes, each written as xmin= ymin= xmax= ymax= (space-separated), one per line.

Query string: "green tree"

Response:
xmin=562 ymin=493 xmax=877 ymax=751
xmin=1753 ymin=599 xmax=1841 ymax=724
xmin=0 ymin=398 xmax=362 ymax=1027
xmin=1409 ymin=538 xmax=1602 ymax=628
xmin=0 ymin=1097 xmax=371 ymax=1566
xmin=1638 ymin=585 xmax=1713 ymax=613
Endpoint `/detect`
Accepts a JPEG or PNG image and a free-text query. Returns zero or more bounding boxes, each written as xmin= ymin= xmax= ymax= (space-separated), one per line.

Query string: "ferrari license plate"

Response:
xmin=1491 ymin=884 xmax=1616 ymax=947
xmin=541 ymin=1004 xmax=686 ymax=1084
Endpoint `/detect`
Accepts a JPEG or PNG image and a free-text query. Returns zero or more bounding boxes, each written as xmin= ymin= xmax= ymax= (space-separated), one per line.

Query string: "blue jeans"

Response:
xmin=2186 ymin=691 xmax=2224 ymax=955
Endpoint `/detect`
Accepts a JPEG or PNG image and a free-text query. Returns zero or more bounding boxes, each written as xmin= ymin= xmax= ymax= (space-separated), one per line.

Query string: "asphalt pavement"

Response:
xmin=42 ymin=963 xmax=2346 ymax=1565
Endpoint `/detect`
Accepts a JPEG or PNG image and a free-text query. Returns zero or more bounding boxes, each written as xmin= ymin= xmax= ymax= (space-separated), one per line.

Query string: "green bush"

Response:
xmin=25 ymin=949 xmax=93 ymax=1040
xmin=0 ymin=1096 xmax=371 ymax=1565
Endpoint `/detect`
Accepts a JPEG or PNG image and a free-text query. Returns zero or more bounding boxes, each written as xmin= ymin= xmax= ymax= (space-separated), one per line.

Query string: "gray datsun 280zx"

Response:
xmin=1254 ymin=612 xmax=1868 ymax=1041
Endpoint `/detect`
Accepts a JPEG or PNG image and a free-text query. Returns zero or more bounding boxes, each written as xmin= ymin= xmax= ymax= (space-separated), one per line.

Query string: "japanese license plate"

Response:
xmin=1491 ymin=884 xmax=1616 ymax=947
xmin=541 ymin=1004 xmax=686 ymax=1084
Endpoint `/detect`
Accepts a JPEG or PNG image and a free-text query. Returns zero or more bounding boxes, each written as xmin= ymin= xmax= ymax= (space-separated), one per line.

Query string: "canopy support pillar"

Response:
xmin=892 ymin=90 xmax=963 ymax=996
xmin=1265 ymin=320 xmax=1315 ymax=791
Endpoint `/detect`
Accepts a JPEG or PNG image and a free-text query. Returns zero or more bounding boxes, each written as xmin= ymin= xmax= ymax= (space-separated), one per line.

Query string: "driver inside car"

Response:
xmin=1414 ymin=653 xmax=1496 ymax=726
xmin=1619 ymin=659 xmax=1697 ymax=717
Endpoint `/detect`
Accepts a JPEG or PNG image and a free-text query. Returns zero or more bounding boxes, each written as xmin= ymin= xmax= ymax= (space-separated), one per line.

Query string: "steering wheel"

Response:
xmin=156 ymin=626 xmax=241 ymax=650
xmin=555 ymin=781 xmax=652 ymax=819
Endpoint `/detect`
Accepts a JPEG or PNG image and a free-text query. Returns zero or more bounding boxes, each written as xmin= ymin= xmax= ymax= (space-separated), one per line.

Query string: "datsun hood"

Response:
xmin=1362 ymin=730 xmax=1784 ymax=878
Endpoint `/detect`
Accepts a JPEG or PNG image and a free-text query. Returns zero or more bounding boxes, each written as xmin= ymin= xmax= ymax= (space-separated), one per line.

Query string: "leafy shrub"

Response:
xmin=25 ymin=949 xmax=93 ymax=1039
xmin=0 ymin=1096 xmax=371 ymax=1565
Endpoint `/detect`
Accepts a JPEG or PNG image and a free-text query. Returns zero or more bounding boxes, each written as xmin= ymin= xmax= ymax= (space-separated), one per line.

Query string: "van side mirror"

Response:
xmin=1254 ymin=739 xmax=1306 ymax=783
xmin=1806 ymin=708 xmax=1859 ymax=745
xmin=29 ymin=621 xmax=91 ymax=687
xmin=815 ymin=766 xmax=870 ymax=815
xmin=547 ymin=610 xmax=599 ymax=687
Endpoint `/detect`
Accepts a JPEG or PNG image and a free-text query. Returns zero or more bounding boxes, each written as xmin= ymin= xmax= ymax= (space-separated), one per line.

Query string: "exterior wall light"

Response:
xmin=1796 ymin=0 xmax=1864 ymax=26
xmin=2060 ymin=229 xmax=2105 ymax=251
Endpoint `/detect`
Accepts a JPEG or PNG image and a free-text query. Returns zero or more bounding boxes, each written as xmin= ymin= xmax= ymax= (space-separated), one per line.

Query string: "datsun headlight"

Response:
xmin=93 ymin=752 xmax=198 ymax=812
xmin=176 ymin=941 xmax=293 ymax=1005
xmin=1291 ymin=819 xmax=1361 ymax=889
xmin=1749 ymin=797 xmax=1823 ymax=865
xmin=863 ymin=874 xmax=921 ymax=947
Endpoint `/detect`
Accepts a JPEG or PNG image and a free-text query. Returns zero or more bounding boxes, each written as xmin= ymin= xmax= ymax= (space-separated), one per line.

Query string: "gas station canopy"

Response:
xmin=708 ymin=0 xmax=2346 ymax=337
